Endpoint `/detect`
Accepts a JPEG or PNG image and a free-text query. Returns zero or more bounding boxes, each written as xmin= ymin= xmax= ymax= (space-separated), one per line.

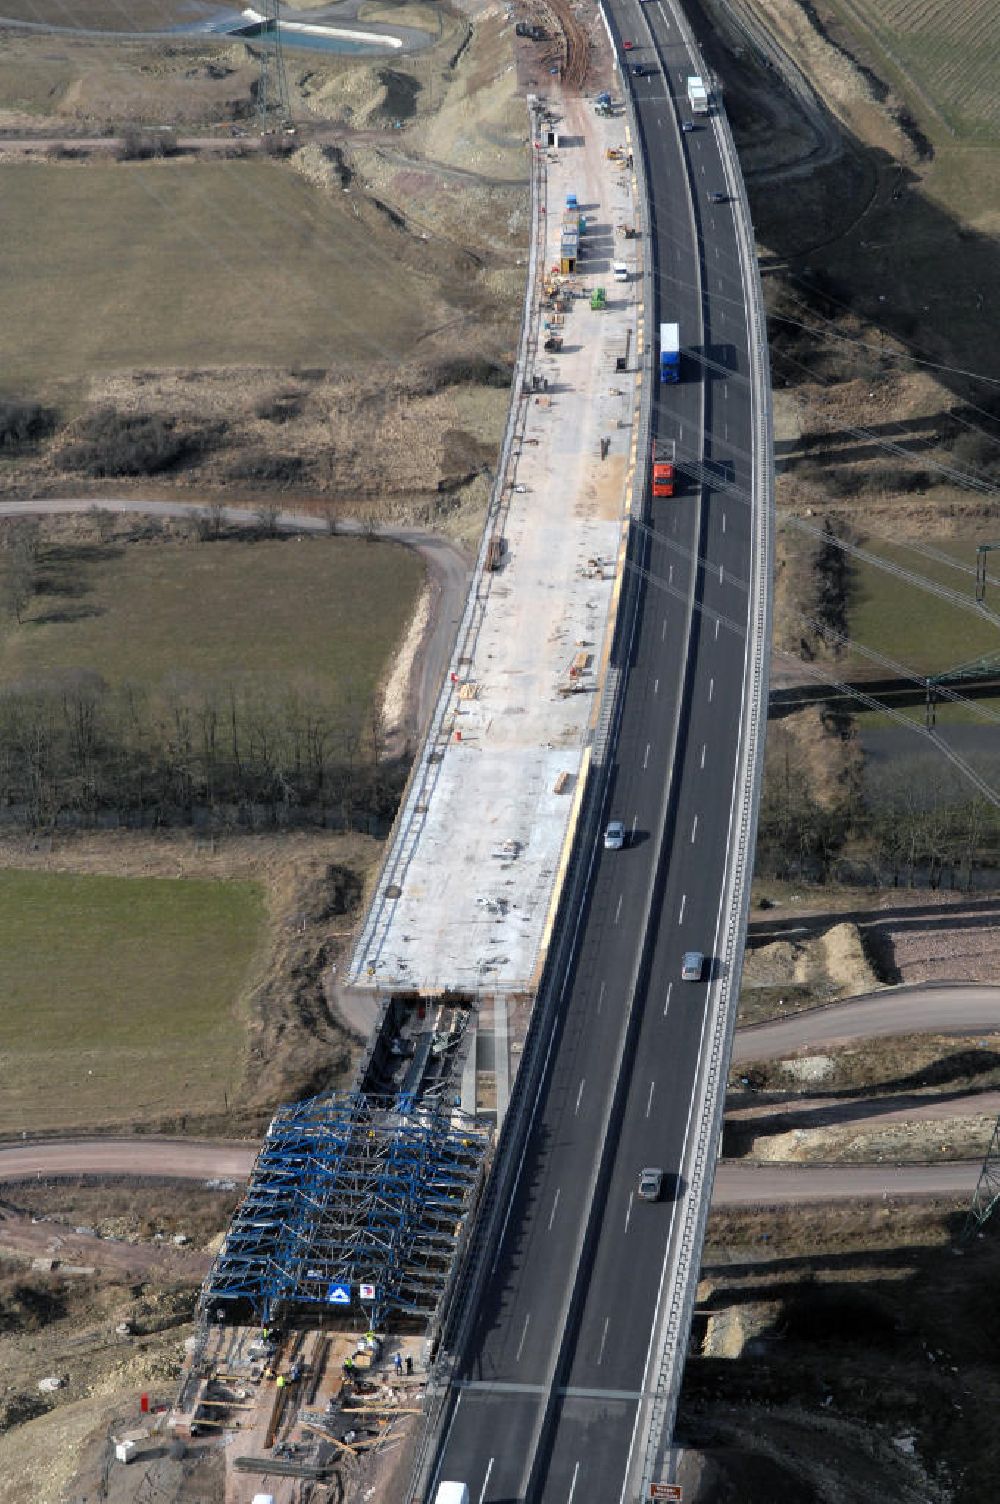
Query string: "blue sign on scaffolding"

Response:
xmin=327 ymin=1282 xmax=351 ymax=1305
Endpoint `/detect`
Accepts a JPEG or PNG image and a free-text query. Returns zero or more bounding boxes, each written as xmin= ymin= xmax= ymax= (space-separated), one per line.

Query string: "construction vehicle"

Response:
xmin=652 ymin=439 xmax=676 ymax=497
xmin=544 ymin=334 xmax=564 ymax=351
xmin=659 ymin=322 xmax=680 ymax=383
xmin=590 ymin=287 xmax=607 ymax=311
xmin=687 ymin=75 xmax=709 ymax=113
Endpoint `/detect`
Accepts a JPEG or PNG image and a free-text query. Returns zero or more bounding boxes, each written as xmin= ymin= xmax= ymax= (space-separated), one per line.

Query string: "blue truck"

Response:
xmin=659 ymin=322 xmax=680 ymax=383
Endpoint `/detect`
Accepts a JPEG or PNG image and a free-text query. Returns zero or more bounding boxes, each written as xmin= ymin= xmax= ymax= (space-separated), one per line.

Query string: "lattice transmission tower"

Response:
xmin=964 ymin=1115 xmax=1000 ymax=1240
xmin=256 ymin=0 xmax=290 ymax=133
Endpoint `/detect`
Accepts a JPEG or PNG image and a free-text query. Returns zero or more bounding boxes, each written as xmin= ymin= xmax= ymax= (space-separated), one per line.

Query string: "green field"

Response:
xmin=1 ymin=534 xmax=423 ymax=726
xmin=830 ymin=0 xmax=1000 ymax=141
xmin=0 ymin=159 xmax=448 ymax=395
xmin=0 ymin=868 xmax=266 ymax=1133
xmin=848 ymin=536 xmax=1000 ymax=676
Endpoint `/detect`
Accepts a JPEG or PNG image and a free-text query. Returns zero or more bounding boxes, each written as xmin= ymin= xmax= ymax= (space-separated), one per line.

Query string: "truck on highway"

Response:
xmin=651 ymin=439 xmax=675 ymax=498
xmin=687 ymin=75 xmax=709 ymax=114
xmin=659 ymin=322 xmax=680 ymax=383
xmin=434 ymin=1486 xmax=470 ymax=1504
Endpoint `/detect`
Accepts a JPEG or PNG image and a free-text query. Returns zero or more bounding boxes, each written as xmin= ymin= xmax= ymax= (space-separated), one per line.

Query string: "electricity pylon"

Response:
xmin=256 ymin=0 xmax=290 ymax=133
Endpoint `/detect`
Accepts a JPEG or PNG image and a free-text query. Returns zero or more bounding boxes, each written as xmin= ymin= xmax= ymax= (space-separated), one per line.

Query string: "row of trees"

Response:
xmin=756 ymin=756 xmax=1000 ymax=889
xmin=0 ymin=679 xmax=406 ymax=831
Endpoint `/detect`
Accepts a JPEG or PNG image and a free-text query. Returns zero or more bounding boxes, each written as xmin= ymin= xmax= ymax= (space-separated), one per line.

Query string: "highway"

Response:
xmin=430 ymin=4 xmax=764 ymax=1499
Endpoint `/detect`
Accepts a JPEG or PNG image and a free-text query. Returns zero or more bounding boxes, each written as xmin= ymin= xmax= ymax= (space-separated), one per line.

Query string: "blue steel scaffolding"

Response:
xmin=202 ymin=1091 xmax=489 ymax=1329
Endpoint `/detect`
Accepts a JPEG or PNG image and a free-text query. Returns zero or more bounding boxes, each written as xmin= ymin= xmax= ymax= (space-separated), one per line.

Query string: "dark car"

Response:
xmin=632 ymin=63 xmax=650 ymax=76
xmin=708 ymin=190 xmax=728 ymax=204
xmin=681 ymin=120 xmax=698 ymax=132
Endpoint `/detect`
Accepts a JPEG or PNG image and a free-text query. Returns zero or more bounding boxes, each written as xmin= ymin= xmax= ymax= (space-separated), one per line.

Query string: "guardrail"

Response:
xmin=633 ymin=2 xmax=775 ymax=1491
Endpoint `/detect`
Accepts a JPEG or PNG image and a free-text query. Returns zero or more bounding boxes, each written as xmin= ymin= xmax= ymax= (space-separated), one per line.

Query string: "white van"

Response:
xmin=612 ymin=261 xmax=629 ymax=283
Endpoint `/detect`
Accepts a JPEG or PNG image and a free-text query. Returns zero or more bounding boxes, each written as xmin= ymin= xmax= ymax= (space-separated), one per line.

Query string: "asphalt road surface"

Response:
xmin=734 ymin=983 xmax=1000 ymax=1063
xmin=431 ymin=5 xmax=763 ymax=1497
xmin=0 ymin=1137 xmax=981 ymax=1206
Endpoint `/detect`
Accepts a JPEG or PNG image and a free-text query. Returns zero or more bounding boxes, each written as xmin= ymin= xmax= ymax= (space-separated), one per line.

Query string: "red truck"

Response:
xmin=651 ymin=438 xmax=675 ymax=498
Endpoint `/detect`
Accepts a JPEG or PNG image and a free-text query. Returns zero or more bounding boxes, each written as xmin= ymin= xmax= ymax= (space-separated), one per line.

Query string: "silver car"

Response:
xmin=638 ymin=1167 xmax=664 ymax=1202
xmin=681 ymin=950 xmax=704 ymax=982
xmin=604 ymin=820 xmax=626 ymax=850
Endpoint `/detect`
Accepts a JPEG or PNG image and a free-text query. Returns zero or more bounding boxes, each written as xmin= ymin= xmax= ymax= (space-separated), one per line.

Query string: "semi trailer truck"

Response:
xmin=659 ymin=322 xmax=680 ymax=383
xmin=687 ymin=75 xmax=709 ymax=113
xmin=652 ymin=439 xmax=676 ymax=497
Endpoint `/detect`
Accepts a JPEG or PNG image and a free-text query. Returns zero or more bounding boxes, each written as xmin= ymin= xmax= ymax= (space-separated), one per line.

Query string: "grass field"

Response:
xmin=0 ymin=159 xmax=450 ymax=396
xmin=1 ymin=534 xmax=423 ymax=727
xmin=847 ymin=536 xmax=1000 ymax=676
xmin=0 ymin=868 xmax=266 ymax=1133
xmin=829 ymin=0 xmax=1000 ymax=141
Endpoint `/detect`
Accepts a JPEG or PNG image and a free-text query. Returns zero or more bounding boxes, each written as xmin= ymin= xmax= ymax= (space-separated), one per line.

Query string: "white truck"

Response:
xmin=687 ymin=75 xmax=709 ymax=114
xmin=434 ymin=1486 xmax=470 ymax=1504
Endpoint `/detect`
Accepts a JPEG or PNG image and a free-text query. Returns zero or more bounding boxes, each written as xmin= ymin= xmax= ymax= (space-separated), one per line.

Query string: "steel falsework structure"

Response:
xmin=201 ymin=1091 xmax=489 ymax=1329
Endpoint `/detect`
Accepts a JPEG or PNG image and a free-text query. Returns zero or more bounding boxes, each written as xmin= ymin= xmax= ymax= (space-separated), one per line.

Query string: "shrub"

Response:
xmin=226 ymin=451 xmax=304 ymax=486
xmin=0 ymin=399 xmax=58 ymax=452
xmin=57 ymin=410 xmax=195 ymax=477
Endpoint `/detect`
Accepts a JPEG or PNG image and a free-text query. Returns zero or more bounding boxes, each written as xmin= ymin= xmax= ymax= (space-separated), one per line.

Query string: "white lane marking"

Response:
xmin=708 ymin=677 xmax=715 ymax=701
xmin=516 ymin=1313 xmax=531 ymax=1362
xmin=548 ymin=1187 xmax=561 ymax=1230
xmin=662 ymin=618 xmax=668 ymax=640
xmin=668 ymin=563 xmax=674 ymax=585
xmin=614 ymin=893 xmax=623 ymax=925
xmin=699 ymin=163 xmax=705 ymax=175
xmin=700 ymin=742 xmax=707 ymax=769
xmin=722 ymin=512 xmax=726 ymax=533
xmin=719 ymin=561 xmax=724 ymax=582
xmin=679 ymin=893 xmax=686 ymax=923
xmin=624 ymin=1193 xmax=634 ymax=1234
xmin=724 ymin=421 xmax=729 ymax=441
xmin=646 ymin=1080 xmax=656 ymax=1117
xmin=723 ymin=383 xmax=728 ymax=400
xmin=598 ymin=1316 xmax=610 ymax=1365
xmin=643 ymin=742 xmax=651 ymax=769
xmin=715 ymin=617 xmax=720 ymax=640
xmin=630 ymin=813 xmax=638 ymax=841
xmin=575 ymin=1077 xmax=586 ymax=1113
xmin=691 ymin=814 xmax=699 ymax=843
xmin=568 ymin=1461 xmax=581 ymax=1504
xmin=663 ymin=981 xmax=673 ymax=1017
xmin=597 ymin=980 xmax=606 ymax=1014
xmin=479 ymin=1458 xmax=495 ymax=1504
xmin=654 ymin=676 xmax=659 ymax=695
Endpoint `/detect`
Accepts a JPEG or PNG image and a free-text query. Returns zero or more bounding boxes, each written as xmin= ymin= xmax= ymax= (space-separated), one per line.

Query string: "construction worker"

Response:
xmin=276 ymin=1375 xmax=286 ymax=1391
xmin=393 ymin=1352 xmax=403 ymax=1376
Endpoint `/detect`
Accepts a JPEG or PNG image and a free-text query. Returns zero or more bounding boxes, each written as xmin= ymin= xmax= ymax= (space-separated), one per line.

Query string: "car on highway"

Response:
xmin=632 ymin=62 xmax=651 ymax=76
xmin=708 ymin=190 xmax=729 ymax=204
xmin=603 ymin=819 xmax=626 ymax=850
xmin=638 ymin=1167 xmax=664 ymax=1202
xmin=681 ymin=121 xmax=698 ymax=132
xmin=622 ymin=39 xmax=635 ymax=50
xmin=681 ymin=950 xmax=704 ymax=982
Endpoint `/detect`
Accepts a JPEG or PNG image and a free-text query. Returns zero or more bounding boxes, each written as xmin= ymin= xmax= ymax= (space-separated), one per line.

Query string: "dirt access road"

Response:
xmin=0 ymin=496 xmax=470 ymax=742
xmin=0 ymin=1135 xmax=982 ymax=1205
xmin=4 ymin=983 xmax=997 ymax=1202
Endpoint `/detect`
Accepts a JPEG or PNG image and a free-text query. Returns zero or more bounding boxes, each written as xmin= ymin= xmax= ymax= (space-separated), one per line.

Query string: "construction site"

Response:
xmin=150 ymin=58 xmax=650 ymax=1504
